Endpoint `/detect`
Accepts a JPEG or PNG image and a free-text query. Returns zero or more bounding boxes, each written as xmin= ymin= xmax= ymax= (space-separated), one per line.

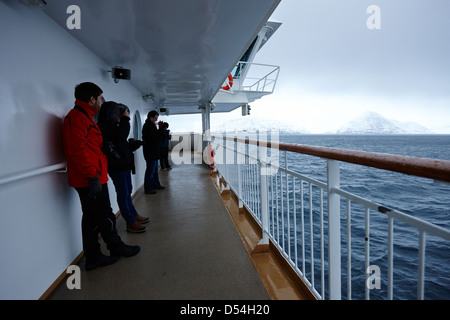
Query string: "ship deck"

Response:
xmin=48 ymin=153 xmax=311 ymax=300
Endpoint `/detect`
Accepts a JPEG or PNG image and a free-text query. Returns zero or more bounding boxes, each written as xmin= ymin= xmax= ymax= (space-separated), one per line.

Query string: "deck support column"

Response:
xmin=200 ymin=103 xmax=211 ymax=153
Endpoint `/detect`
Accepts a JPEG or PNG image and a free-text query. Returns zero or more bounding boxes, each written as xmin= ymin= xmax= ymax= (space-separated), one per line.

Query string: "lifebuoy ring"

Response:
xmin=221 ymin=74 xmax=233 ymax=90
xmin=207 ymin=144 xmax=215 ymax=170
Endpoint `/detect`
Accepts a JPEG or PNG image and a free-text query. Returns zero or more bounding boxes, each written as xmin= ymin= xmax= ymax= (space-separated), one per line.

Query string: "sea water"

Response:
xmin=274 ymin=134 xmax=450 ymax=300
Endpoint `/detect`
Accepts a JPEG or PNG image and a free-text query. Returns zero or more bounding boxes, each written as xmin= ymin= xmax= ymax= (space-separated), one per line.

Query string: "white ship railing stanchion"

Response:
xmin=327 ymin=159 xmax=341 ymax=300
xmin=346 ymin=199 xmax=352 ymax=300
xmin=387 ymin=216 xmax=394 ymax=300
xmin=259 ymin=162 xmax=270 ymax=246
xmin=418 ymin=231 xmax=426 ymax=300
xmin=365 ymin=207 xmax=371 ymax=300
xmin=237 ymin=141 xmax=243 ymax=210
xmin=285 ymin=151 xmax=291 ymax=259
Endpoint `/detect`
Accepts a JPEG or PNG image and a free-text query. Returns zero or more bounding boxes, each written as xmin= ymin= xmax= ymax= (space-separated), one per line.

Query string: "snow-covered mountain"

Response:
xmin=432 ymin=125 xmax=450 ymax=134
xmin=391 ymin=119 xmax=435 ymax=134
xmin=212 ymin=116 xmax=309 ymax=134
xmin=336 ymin=112 xmax=434 ymax=134
xmin=174 ymin=111 xmax=437 ymax=135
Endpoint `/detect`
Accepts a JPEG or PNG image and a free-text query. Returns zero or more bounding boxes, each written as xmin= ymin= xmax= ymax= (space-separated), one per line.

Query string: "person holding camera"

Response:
xmin=62 ymin=82 xmax=141 ymax=271
xmin=97 ymin=101 xmax=150 ymax=233
xmin=142 ymin=110 xmax=165 ymax=194
xmin=159 ymin=122 xmax=172 ymax=170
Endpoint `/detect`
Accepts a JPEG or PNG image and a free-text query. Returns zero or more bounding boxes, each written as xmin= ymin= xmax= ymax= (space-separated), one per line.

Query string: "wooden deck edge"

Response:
xmin=211 ymin=172 xmax=316 ymax=300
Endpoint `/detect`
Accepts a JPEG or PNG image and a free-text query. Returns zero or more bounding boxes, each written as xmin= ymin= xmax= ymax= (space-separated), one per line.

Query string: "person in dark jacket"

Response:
xmin=159 ymin=122 xmax=172 ymax=170
xmin=62 ymin=82 xmax=140 ymax=271
xmin=97 ymin=101 xmax=149 ymax=233
xmin=142 ymin=110 xmax=165 ymax=194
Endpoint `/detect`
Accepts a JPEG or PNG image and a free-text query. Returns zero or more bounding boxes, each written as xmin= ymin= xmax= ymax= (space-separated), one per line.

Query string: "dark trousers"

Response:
xmin=160 ymin=147 xmax=170 ymax=169
xmin=144 ymin=160 xmax=162 ymax=192
xmin=75 ymin=184 xmax=122 ymax=258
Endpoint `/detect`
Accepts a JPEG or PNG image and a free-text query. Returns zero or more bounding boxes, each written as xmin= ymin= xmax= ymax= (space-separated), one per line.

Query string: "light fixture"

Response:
xmin=242 ymin=104 xmax=251 ymax=116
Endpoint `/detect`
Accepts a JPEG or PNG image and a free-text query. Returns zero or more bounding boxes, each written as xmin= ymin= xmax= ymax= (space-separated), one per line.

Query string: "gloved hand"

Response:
xmin=128 ymin=138 xmax=144 ymax=152
xmin=102 ymin=141 xmax=121 ymax=159
xmin=86 ymin=175 xmax=102 ymax=199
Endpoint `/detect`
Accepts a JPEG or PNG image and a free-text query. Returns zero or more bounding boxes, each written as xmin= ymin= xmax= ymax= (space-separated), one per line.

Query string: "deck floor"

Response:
xmin=49 ymin=158 xmax=269 ymax=300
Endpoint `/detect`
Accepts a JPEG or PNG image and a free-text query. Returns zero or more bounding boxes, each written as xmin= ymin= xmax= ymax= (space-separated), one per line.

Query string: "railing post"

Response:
xmin=259 ymin=162 xmax=269 ymax=246
xmin=417 ymin=231 xmax=426 ymax=300
xmin=327 ymin=160 xmax=341 ymax=300
xmin=222 ymin=136 xmax=230 ymax=192
xmin=237 ymin=161 xmax=243 ymax=210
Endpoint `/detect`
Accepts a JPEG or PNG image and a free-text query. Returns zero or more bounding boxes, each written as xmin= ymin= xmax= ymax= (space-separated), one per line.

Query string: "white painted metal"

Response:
xmin=319 ymin=188 xmax=325 ymax=299
xmin=259 ymin=164 xmax=270 ymax=245
xmin=387 ymin=216 xmax=394 ymax=300
xmin=201 ymin=103 xmax=212 ymax=152
xmin=365 ymin=207 xmax=370 ymax=300
xmin=0 ymin=2 xmax=150 ymax=299
xmin=346 ymin=199 xmax=352 ymax=300
xmin=292 ymin=175 xmax=298 ymax=273
xmin=418 ymin=231 xmax=426 ymax=300
xmin=327 ymin=160 xmax=342 ymax=300
xmin=214 ymin=135 xmax=450 ymax=300
xmin=43 ymin=0 xmax=281 ymax=115
xmin=309 ymin=182 xmax=314 ymax=290
xmin=213 ymin=62 xmax=280 ymax=112
xmin=0 ymin=163 xmax=67 ymax=186
xmin=0 ymin=0 xmax=280 ymax=299
xmin=300 ymin=178 xmax=305 ymax=275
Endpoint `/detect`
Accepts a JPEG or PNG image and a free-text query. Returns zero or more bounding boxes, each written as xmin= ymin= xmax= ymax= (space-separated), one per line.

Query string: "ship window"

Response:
xmin=133 ymin=111 xmax=142 ymax=140
xmin=240 ymin=36 xmax=258 ymax=62
xmin=233 ymin=36 xmax=258 ymax=79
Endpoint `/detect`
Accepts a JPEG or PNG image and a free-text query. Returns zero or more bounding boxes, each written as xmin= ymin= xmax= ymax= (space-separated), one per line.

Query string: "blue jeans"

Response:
xmin=144 ymin=160 xmax=162 ymax=192
xmin=109 ymin=170 xmax=139 ymax=225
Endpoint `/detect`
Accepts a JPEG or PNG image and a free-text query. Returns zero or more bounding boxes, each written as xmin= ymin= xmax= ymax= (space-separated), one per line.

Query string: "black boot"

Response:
xmin=110 ymin=242 xmax=141 ymax=257
xmin=85 ymin=254 xmax=119 ymax=271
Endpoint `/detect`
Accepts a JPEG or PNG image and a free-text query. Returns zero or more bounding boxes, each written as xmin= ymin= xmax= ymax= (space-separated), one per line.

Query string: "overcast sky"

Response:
xmin=165 ymin=0 xmax=450 ymax=133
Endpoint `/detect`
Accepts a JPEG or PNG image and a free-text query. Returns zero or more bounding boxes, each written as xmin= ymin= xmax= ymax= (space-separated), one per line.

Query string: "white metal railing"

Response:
xmin=230 ymin=61 xmax=280 ymax=93
xmin=211 ymin=134 xmax=450 ymax=300
xmin=0 ymin=162 xmax=67 ymax=186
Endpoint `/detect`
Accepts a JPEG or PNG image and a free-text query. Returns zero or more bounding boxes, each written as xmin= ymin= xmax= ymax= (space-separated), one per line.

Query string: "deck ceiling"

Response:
xmin=43 ymin=0 xmax=281 ymax=115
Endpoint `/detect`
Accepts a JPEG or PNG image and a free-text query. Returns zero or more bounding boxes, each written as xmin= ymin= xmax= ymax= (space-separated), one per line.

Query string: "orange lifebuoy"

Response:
xmin=221 ymin=74 xmax=233 ymax=90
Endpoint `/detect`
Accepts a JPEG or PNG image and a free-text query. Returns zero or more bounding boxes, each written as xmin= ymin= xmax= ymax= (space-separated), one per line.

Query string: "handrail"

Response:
xmin=335 ymin=187 xmax=450 ymax=241
xmin=0 ymin=162 xmax=67 ymax=186
xmin=216 ymin=135 xmax=450 ymax=183
xmin=232 ymin=61 xmax=280 ymax=93
xmin=212 ymin=133 xmax=450 ymax=299
xmin=244 ymin=67 xmax=279 ymax=92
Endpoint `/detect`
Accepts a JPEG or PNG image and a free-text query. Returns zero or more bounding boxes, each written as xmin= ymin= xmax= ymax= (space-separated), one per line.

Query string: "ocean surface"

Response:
xmin=272 ymin=134 xmax=450 ymax=300
xmin=243 ymin=134 xmax=450 ymax=300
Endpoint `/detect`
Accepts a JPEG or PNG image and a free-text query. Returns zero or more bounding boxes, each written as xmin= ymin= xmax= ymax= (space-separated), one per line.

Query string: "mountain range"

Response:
xmin=335 ymin=112 xmax=434 ymax=134
xmin=212 ymin=117 xmax=310 ymax=134
xmin=212 ymin=112 xmax=436 ymax=134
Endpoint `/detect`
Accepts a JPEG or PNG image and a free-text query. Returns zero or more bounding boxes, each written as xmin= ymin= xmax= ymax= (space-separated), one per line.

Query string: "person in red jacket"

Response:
xmin=63 ymin=82 xmax=140 ymax=271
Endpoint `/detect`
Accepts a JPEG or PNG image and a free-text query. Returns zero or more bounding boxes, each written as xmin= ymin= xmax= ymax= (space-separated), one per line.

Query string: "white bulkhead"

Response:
xmin=0 ymin=2 xmax=146 ymax=299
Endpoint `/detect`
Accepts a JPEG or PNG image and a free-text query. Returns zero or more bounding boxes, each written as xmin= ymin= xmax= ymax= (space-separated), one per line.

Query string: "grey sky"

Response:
xmin=165 ymin=0 xmax=450 ymax=133
xmin=262 ymin=0 xmax=450 ymax=99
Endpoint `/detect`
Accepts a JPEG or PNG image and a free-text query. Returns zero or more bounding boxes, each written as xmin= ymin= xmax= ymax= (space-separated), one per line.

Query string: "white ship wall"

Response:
xmin=0 ymin=2 xmax=148 ymax=299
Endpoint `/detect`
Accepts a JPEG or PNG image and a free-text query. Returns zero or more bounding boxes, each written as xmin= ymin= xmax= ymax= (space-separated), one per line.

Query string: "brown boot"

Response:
xmin=126 ymin=222 xmax=147 ymax=233
xmin=136 ymin=215 xmax=150 ymax=224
